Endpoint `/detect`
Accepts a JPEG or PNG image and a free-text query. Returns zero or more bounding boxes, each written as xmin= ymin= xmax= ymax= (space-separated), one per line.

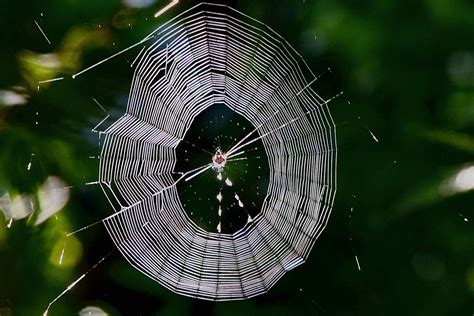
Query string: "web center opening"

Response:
xmin=175 ymin=104 xmax=269 ymax=234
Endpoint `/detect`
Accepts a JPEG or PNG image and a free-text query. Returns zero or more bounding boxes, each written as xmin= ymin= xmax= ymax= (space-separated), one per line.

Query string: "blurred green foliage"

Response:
xmin=0 ymin=0 xmax=473 ymax=315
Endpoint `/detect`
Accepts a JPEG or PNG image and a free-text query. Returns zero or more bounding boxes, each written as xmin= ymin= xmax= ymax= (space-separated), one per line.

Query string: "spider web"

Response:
xmin=83 ymin=3 xmax=337 ymax=301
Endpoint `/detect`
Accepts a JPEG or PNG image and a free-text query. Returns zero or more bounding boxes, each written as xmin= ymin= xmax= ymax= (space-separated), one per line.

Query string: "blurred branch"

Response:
xmin=421 ymin=129 xmax=474 ymax=154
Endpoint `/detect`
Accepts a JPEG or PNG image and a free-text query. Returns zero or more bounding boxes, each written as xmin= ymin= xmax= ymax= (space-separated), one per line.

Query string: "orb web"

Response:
xmin=99 ymin=3 xmax=337 ymax=301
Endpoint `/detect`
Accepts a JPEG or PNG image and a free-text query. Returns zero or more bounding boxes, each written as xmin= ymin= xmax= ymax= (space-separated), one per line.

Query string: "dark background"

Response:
xmin=0 ymin=0 xmax=473 ymax=315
